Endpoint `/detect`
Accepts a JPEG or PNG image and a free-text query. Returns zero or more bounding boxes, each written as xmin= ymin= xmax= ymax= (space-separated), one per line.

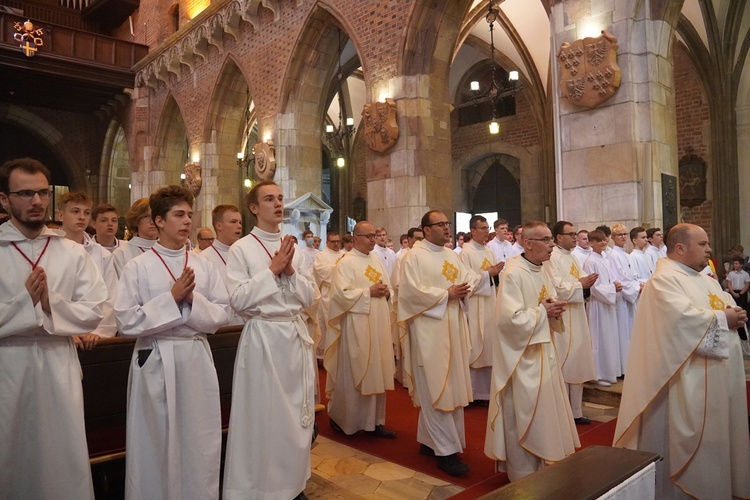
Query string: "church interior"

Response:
xmin=2 ymin=0 xmax=750 ymax=498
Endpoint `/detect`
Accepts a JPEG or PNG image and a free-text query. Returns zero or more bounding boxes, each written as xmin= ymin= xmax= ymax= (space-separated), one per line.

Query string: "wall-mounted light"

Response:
xmin=336 ymin=156 xmax=346 ymax=168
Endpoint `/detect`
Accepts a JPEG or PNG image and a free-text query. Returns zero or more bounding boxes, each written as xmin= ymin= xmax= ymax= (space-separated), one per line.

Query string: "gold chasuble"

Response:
xmin=486 ymin=256 xmax=579 ymax=479
xmin=542 ymin=246 xmax=596 ymax=384
xmin=614 ymin=258 xmax=750 ymax=499
xmin=325 ymin=249 xmax=395 ymax=397
xmin=397 ymin=239 xmax=481 ymax=411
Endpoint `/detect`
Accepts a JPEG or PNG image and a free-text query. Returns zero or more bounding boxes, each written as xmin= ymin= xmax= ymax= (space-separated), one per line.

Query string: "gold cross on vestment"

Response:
xmin=481 ymin=258 xmax=492 ymax=271
xmin=708 ymin=291 xmax=726 ymax=311
xmin=364 ymin=265 xmax=382 ymax=284
xmin=442 ymin=261 xmax=458 ymax=283
xmin=569 ymin=262 xmax=580 ymax=279
xmin=538 ymin=284 xmax=550 ymax=305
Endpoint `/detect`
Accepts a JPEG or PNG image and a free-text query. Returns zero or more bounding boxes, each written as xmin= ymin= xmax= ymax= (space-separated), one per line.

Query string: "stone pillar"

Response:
xmin=367 ymin=75 xmax=453 ymax=233
xmin=737 ymin=105 xmax=750 ymax=250
xmin=552 ymin=1 xmax=678 ymax=231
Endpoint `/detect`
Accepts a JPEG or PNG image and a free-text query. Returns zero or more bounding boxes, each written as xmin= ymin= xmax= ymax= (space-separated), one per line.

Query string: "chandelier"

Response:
xmin=469 ymin=0 xmax=522 ymax=134
xmin=324 ymin=28 xmax=355 ymax=167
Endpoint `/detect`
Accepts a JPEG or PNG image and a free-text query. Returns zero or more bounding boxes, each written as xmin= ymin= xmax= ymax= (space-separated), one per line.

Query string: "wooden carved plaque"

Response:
xmin=362 ymin=98 xmax=399 ymax=153
xmin=558 ymin=31 xmax=621 ymax=108
xmin=678 ymin=155 xmax=707 ymax=208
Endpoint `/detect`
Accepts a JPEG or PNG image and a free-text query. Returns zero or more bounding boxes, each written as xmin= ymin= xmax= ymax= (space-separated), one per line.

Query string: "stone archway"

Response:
xmin=202 ymin=56 xmax=253 ymax=228
xmin=466 ymin=154 xmax=522 ymax=226
xmin=99 ymin=120 xmax=131 ymax=215
xmin=152 ymin=95 xmax=188 ymax=190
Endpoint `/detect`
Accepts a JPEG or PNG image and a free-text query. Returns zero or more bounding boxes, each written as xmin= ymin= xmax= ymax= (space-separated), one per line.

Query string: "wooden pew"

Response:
xmin=479 ymin=446 xmax=660 ymax=499
xmin=78 ymin=326 xmax=243 ymax=499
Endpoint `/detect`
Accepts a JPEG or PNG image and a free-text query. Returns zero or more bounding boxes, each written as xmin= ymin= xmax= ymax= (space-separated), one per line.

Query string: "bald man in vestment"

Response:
xmin=614 ymin=224 xmax=750 ymax=499
xmin=325 ymin=221 xmax=396 ymax=438
xmin=485 ymin=221 xmax=579 ymax=481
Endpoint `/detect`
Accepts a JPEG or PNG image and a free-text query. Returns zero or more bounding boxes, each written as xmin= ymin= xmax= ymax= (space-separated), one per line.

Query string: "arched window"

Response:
xmin=456 ymin=61 xmax=516 ymax=127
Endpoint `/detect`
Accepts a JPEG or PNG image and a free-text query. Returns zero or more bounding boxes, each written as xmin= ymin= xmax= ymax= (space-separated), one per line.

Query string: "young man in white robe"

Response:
xmin=313 ymin=231 xmax=343 ymax=358
xmin=543 ymin=221 xmax=598 ymax=424
xmin=628 ymin=226 xmax=653 ymax=281
xmin=583 ymin=230 xmax=622 ymax=385
xmin=510 ymin=225 xmax=524 ymax=257
xmin=571 ymin=229 xmax=592 ymax=269
xmin=92 ymin=203 xmax=122 ymax=252
xmin=371 ymin=226 xmax=397 ymax=276
xmin=57 ymin=191 xmax=118 ymax=349
xmin=459 ymin=215 xmax=504 ymax=402
xmin=112 ymin=197 xmax=158 ymax=277
xmin=325 ymin=221 xmax=397 ymax=437
xmin=223 ymin=181 xmax=317 ymax=500
xmin=0 ymin=158 xmax=107 ymax=500
xmin=115 ymin=185 xmax=231 ymax=500
xmin=397 ymin=210 xmax=487 ymax=477
xmin=486 ymin=218 xmax=514 ymax=267
xmin=486 ymin=221 xmax=580 ymax=481
xmin=614 ymin=224 xmax=750 ymax=499
xmin=644 ymin=227 xmax=665 ymax=270
xmin=608 ymin=224 xmax=641 ymax=374
xmin=199 ymin=204 xmax=244 ymax=325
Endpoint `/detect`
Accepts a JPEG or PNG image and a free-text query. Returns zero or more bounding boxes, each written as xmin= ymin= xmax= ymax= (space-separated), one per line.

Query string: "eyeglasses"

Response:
xmin=424 ymin=221 xmax=451 ymax=228
xmin=527 ymin=237 xmax=553 ymax=244
xmin=562 ymin=232 xmax=577 ymax=237
xmin=612 ymin=232 xmax=628 ymax=237
xmin=8 ymin=189 xmax=52 ymax=200
xmin=355 ymin=233 xmax=376 ymax=239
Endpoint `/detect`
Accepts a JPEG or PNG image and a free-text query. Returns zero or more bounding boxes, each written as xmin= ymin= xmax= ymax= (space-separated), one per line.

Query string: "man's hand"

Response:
xmin=25 ymin=267 xmax=45 ymax=307
xmin=270 ymin=235 xmax=296 ymax=276
xmin=488 ymin=262 xmax=504 ymax=277
xmin=613 ymin=281 xmax=623 ymax=293
xmin=74 ymin=333 xmax=101 ymax=351
xmin=725 ymin=305 xmax=748 ymax=330
xmin=448 ymin=282 xmax=471 ymax=301
xmin=370 ymin=281 xmax=389 ymax=299
xmin=578 ymin=273 xmax=598 ymax=289
xmin=172 ymin=267 xmax=196 ymax=304
xmin=542 ymin=298 xmax=567 ymax=319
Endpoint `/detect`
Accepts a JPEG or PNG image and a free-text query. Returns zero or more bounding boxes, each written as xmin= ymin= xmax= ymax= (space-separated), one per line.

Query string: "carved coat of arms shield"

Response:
xmin=254 ymin=141 xmax=276 ymax=181
xmin=557 ymin=31 xmax=621 ymax=108
xmin=362 ymin=98 xmax=399 ymax=153
xmin=183 ymin=162 xmax=202 ymax=197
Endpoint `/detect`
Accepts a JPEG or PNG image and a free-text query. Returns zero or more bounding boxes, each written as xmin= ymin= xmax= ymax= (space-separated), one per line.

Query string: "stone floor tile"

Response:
xmin=375 ymin=477 xmax=434 ymax=500
xmin=428 ymin=484 xmax=464 ymax=499
xmin=364 ymin=461 xmax=416 ymax=481
xmin=330 ymin=473 xmax=382 ymax=495
xmin=317 ymin=456 xmax=369 ymax=476
xmin=312 ymin=439 xmax=357 ymax=459
xmin=413 ymin=471 xmax=451 ymax=486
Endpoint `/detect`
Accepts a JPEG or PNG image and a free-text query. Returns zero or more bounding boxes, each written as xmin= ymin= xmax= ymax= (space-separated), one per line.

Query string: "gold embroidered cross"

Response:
xmin=364 ymin=265 xmax=382 ymax=284
xmin=481 ymin=258 xmax=492 ymax=271
xmin=537 ymin=284 xmax=549 ymax=305
xmin=569 ymin=262 xmax=580 ymax=279
xmin=708 ymin=291 xmax=725 ymax=311
xmin=442 ymin=261 xmax=458 ymax=283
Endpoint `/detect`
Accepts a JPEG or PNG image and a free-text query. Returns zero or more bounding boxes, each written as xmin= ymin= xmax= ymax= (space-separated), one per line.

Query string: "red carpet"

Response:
xmin=315 ymin=367 xmax=619 ymax=493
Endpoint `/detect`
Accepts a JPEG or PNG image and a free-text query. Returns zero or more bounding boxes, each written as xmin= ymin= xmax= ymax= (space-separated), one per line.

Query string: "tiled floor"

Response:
xmin=306 ymin=436 xmax=463 ymax=499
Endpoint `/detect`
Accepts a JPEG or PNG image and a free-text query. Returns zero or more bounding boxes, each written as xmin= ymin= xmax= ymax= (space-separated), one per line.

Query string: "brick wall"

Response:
xmin=674 ymin=41 xmax=712 ymax=237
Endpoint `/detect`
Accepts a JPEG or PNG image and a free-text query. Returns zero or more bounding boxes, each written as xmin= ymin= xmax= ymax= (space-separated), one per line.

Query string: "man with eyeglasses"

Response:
xmin=325 ymin=221 xmax=396 ymax=439
xmin=459 ymin=215 xmax=504 ymax=404
xmin=0 ymin=158 xmax=108 ymax=499
xmin=313 ymin=231 xmax=344 ymax=358
xmin=609 ymin=223 xmax=641 ymax=375
xmin=486 ymin=221 xmax=579 ymax=481
xmin=193 ymin=227 xmax=215 ymax=254
xmin=542 ymin=221 xmax=598 ymax=425
xmin=398 ymin=211 xmax=487 ymax=476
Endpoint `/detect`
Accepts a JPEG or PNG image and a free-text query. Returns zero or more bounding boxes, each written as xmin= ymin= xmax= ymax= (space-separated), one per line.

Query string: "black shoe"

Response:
xmin=369 ymin=424 xmax=397 ymax=439
xmin=419 ymin=444 xmax=436 ymax=456
xmin=292 ymin=492 xmax=308 ymax=500
xmin=312 ymin=421 xmax=318 ymax=444
xmin=437 ymin=453 xmax=470 ymax=476
xmin=574 ymin=417 xmax=592 ymax=425
xmin=329 ymin=418 xmax=344 ymax=434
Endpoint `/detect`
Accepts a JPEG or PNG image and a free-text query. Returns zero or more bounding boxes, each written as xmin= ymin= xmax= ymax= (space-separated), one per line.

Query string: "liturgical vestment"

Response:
xmin=200 ymin=241 xmax=245 ymax=326
xmin=115 ymin=244 xmax=231 ymax=500
xmin=313 ymin=246 xmax=343 ymax=355
xmin=458 ymin=240 xmax=496 ymax=400
xmin=583 ymin=252 xmax=621 ymax=381
xmin=614 ymin=258 xmax=750 ymax=499
xmin=485 ymin=256 xmax=579 ymax=481
xmin=223 ymin=227 xmax=316 ymax=500
xmin=397 ymin=239 xmax=484 ymax=455
xmin=0 ymin=223 xmax=107 ymax=500
xmin=542 ymin=246 xmax=596 ymax=384
xmin=112 ymin=235 xmax=156 ymax=277
xmin=325 ymin=249 xmax=394 ymax=433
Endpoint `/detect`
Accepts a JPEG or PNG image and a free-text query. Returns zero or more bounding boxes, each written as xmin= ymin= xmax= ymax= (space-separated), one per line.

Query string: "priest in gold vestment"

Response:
xmin=614 ymin=224 xmax=750 ymax=499
xmin=398 ymin=210 xmax=487 ymax=477
xmin=485 ymin=221 xmax=580 ymax=481
xmin=325 ymin=222 xmax=396 ymax=437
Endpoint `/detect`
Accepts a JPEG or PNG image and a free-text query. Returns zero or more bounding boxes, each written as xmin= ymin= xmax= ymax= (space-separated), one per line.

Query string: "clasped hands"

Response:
xmin=725 ymin=305 xmax=748 ymax=330
xmin=543 ymin=297 xmax=567 ymax=320
xmin=172 ymin=267 xmax=195 ymax=304
xmin=269 ymin=235 xmax=296 ymax=276
xmin=370 ymin=281 xmax=390 ymax=299
xmin=448 ymin=282 xmax=471 ymax=301
xmin=25 ymin=266 xmax=51 ymax=313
